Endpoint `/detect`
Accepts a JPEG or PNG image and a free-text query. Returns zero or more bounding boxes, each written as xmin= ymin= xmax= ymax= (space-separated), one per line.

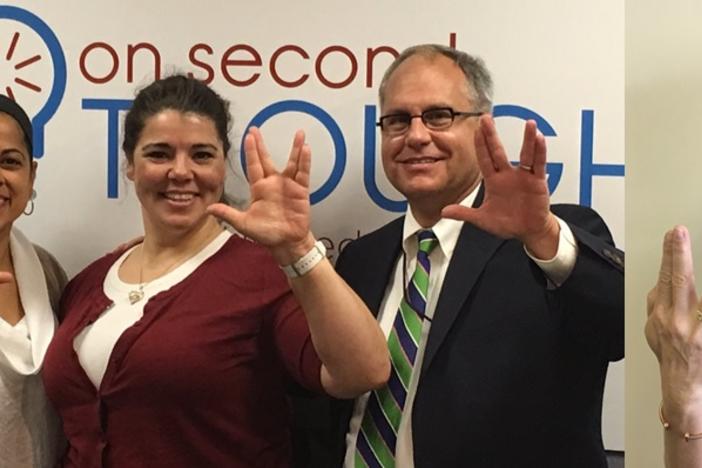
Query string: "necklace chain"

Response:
xmin=127 ymin=249 xmax=194 ymax=304
xmin=127 ymin=248 xmax=199 ymax=305
xmin=126 ymin=228 xmax=222 ymax=304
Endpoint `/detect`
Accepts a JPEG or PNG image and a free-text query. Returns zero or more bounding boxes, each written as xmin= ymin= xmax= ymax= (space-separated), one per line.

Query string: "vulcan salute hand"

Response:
xmin=207 ymin=126 xmax=315 ymax=266
xmin=442 ymin=114 xmax=560 ymax=259
xmin=647 ymin=227 xmax=702 ymax=430
xmin=209 ymin=127 xmax=390 ymax=399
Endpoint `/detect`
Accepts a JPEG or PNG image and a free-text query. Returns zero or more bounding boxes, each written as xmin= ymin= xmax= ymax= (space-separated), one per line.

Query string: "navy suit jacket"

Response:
xmin=329 ymin=193 xmax=624 ymax=468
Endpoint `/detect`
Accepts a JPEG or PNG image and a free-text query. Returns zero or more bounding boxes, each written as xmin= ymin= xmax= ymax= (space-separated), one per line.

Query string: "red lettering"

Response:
xmin=365 ymin=46 xmax=398 ymax=88
xmin=449 ymin=32 xmax=456 ymax=48
xmin=127 ymin=43 xmax=161 ymax=83
xmin=315 ymin=46 xmax=358 ymax=89
xmin=79 ymin=42 xmax=119 ymax=84
xmin=77 ymin=36 xmax=458 ymax=88
xmin=188 ymin=43 xmax=215 ymax=84
xmin=220 ymin=44 xmax=261 ymax=87
xmin=270 ymin=45 xmax=310 ymax=88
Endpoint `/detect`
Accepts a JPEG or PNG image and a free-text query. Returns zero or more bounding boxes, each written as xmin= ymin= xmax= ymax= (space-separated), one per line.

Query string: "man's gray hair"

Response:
xmin=378 ymin=44 xmax=493 ymax=113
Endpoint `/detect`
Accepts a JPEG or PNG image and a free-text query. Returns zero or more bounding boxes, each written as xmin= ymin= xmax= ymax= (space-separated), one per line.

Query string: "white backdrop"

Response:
xmin=2 ymin=0 xmax=624 ymax=450
xmin=626 ymin=1 xmax=702 ymax=464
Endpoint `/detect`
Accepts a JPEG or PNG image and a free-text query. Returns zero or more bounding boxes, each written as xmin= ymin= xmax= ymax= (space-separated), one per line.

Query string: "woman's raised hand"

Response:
xmin=207 ymin=127 xmax=315 ymax=265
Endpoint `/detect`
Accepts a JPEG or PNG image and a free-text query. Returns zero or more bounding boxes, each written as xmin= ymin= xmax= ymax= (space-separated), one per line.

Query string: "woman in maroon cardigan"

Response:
xmin=42 ymin=75 xmax=389 ymax=468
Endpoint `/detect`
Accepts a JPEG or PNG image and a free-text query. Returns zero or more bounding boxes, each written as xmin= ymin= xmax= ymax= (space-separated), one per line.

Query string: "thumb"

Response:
xmin=0 ymin=271 xmax=14 ymax=284
xmin=441 ymin=204 xmax=479 ymax=223
xmin=207 ymin=203 xmax=247 ymax=232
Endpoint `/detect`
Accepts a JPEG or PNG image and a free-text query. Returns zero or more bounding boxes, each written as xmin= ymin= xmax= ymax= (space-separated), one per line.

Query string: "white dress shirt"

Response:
xmin=343 ymin=189 xmax=577 ymax=467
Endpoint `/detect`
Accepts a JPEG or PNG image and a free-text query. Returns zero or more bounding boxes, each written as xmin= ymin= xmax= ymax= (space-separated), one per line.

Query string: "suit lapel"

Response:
xmin=358 ymin=219 xmax=404 ymax=316
xmin=421 ymin=183 xmax=505 ymax=373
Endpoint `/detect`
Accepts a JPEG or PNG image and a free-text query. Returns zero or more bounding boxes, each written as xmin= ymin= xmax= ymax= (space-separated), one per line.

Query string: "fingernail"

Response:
xmin=673 ymin=225 xmax=687 ymax=241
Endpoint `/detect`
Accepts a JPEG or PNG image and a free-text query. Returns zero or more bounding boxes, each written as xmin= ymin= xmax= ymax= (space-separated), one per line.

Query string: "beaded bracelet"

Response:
xmin=660 ymin=402 xmax=702 ymax=441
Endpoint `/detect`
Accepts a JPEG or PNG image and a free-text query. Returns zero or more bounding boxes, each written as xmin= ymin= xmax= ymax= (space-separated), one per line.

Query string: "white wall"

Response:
xmin=626 ymin=0 xmax=702 ymax=464
xmin=2 ymin=0 xmax=624 ymax=450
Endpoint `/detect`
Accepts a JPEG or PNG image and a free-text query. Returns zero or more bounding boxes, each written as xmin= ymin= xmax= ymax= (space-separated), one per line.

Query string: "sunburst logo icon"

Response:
xmin=3 ymin=31 xmax=42 ymax=100
xmin=0 ymin=6 xmax=66 ymax=158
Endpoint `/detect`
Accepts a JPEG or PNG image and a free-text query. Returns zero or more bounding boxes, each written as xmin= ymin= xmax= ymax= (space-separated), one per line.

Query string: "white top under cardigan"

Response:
xmin=0 ymin=228 xmax=62 ymax=468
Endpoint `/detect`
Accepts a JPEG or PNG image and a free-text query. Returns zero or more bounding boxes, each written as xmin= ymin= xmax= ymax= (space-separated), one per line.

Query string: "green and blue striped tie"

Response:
xmin=355 ymin=230 xmax=439 ymax=468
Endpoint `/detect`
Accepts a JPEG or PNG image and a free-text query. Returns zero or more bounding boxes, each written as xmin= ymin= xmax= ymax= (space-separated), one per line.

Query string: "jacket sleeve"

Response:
xmin=551 ymin=204 xmax=624 ymax=361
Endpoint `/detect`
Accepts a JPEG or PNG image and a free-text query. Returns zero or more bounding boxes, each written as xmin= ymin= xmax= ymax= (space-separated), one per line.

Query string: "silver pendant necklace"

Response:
xmin=128 ymin=263 xmax=146 ymax=304
xmin=126 ymin=245 xmax=198 ymax=305
xmin=126 ymin=246 xmax=155 ymax=305
xmin=126 ymin=226 xmax=222 ymax=305
xmin=128 ymin=285 xmax=145 ymax=305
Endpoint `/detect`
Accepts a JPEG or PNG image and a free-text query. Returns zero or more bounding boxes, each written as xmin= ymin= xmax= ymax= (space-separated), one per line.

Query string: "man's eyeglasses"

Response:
xmin=376 ymin=107 xmax=483 ymax=135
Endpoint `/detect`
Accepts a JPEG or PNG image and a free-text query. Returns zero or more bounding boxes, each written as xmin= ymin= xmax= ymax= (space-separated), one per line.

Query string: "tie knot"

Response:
xmin=417 ymin=230 xmax=439 ymax=255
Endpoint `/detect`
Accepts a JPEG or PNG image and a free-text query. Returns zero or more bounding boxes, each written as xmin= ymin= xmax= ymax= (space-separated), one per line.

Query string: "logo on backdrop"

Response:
xmin=0 ymin=5 xmax=66 ymax=158
xmin=1 ymin=6 xmax=623 ymax=210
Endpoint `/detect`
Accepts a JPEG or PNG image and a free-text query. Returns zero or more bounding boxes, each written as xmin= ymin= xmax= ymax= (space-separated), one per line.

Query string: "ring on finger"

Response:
xmin=696 ymin=308 xmax=702 ymax=322
xmin=519 ymin=164 xmax=533 ymax=172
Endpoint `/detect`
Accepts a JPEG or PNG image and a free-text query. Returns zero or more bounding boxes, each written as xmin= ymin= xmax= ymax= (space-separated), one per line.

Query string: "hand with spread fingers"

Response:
xmin=208 ymin=126 xmax=390 ymax=398
xmin=207 ymin=126 xmax=314 ymax=266
xmin=441 ymin=114 xmax=560 ymax=259
xmin=646 ymin=225 xmax=702 ymax=467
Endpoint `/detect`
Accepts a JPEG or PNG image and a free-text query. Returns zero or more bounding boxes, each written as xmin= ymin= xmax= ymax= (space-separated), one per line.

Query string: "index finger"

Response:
xmin=473 ymin=117 xmax=496 ymax=176
xmin=479 ymin=115 xmax=511 ymax=172
xmin=670 ymin=225 xmax=698 ymax=312
xmin=249 ymin=127 xmax=278 ymax=176
xmin=244 ymin=132 xmax=264 ymax=183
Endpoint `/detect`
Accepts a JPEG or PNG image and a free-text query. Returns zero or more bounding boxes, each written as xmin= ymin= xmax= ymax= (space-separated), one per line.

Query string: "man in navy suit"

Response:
xmin=331 ymin=44 xmax=624 ymax=468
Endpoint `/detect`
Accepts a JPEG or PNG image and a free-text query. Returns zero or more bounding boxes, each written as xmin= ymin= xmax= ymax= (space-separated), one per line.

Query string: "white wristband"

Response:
xmin=280 ymin=240 xmax=327 ymax=278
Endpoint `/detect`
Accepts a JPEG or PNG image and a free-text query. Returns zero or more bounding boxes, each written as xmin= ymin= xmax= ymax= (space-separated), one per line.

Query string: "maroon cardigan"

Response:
xmin=43 ymin=235 xmax=323 ymax=468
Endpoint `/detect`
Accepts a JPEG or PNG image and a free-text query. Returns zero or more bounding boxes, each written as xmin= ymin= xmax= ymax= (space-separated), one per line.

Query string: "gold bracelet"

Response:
xmin=660 ymin=402 xmax=702 ymax=441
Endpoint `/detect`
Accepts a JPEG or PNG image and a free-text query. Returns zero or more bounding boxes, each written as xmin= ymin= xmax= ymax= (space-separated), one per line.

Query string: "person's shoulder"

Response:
xmin=336 ymin=216 xmax=404 ymax=274
xmin=344 ymin=216 xmax=404 ymax=253
xmin=551 ymin=203 xmax=614 ymax=239
xmin=32 ymin=243 xmax=68 ymax=309
xmin=217 ymin=232 xmax=277 ymax=265
xmin=551 ymin=203 xmax=623 ymax=272
xmin=551 ymin=203 xmax=602 ymax=221
xmin=32 ymin=243 xmax=63 ymax=276
xmin=207 ymin=233 xmax=286 ymax=283
xmin=67 ymin=248 xmax=124 ymax=290
xmin=208 ymin=232 xmax=294 ymax=295
xmin=56 ymin=247 xmax=124 ymax=320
